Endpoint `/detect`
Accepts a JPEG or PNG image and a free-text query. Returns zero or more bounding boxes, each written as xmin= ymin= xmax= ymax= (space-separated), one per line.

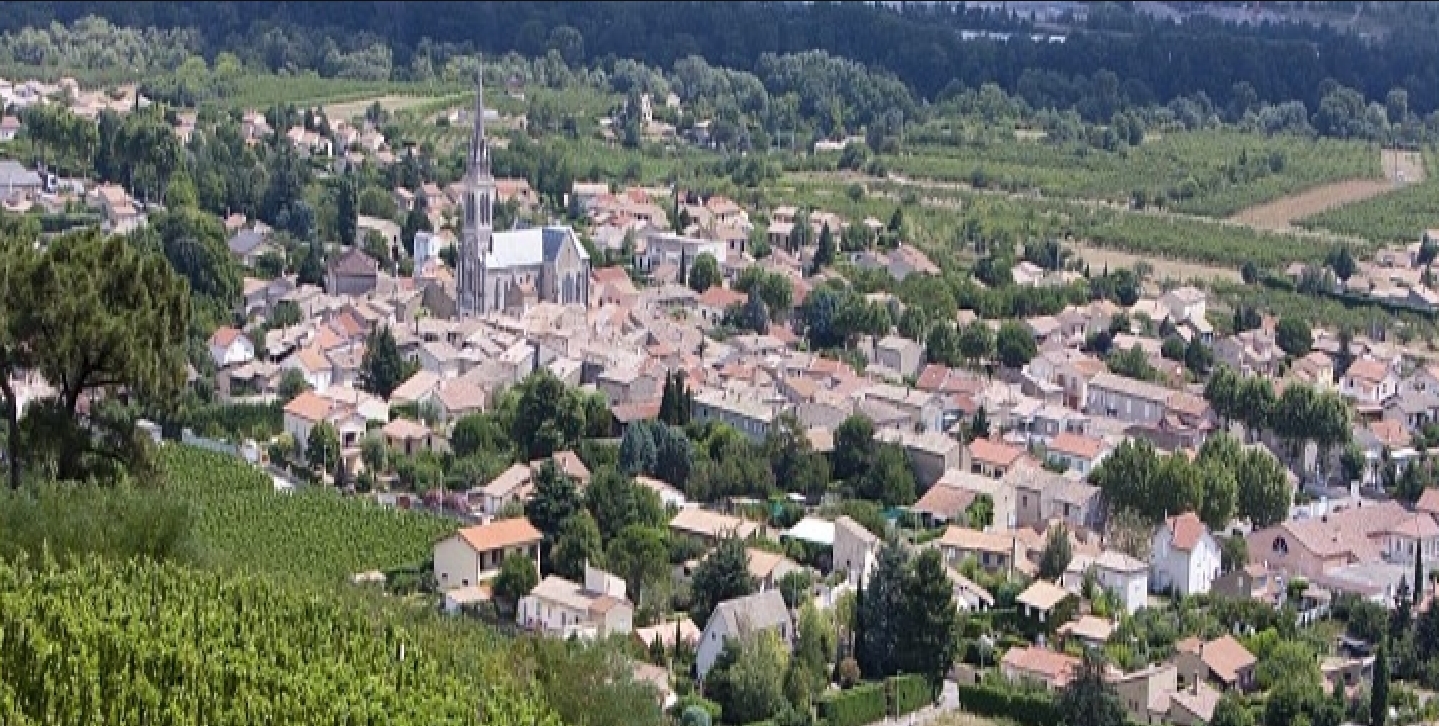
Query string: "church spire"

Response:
xmin=468 ymin=63 xmax=490 ymax=178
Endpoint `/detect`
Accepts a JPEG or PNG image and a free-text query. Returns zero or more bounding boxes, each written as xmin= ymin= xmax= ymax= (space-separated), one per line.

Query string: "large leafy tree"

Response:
xmin=306 ymin=421 xmax=341 ymax=471
xmin=527 ymin=459 xmax=582 ymax=545
xmin=605 ymin=524 xmax=670 ymax=609
xmin=358 ymin=325 xmax=413 ymax=399
xmin=2 ymin=229 xmax=189 ymax=487
xmin=552 ymin=510 xmax=604 ymax=581
xmin=856 ymin=442 xmax=917 ymax=506
xmin=511 ymin=369 xmax=586 ymax=460
xmin=1057 ymin=650 xmax=1127 ymax=726
xmin=995 ymin=320 xmax=1038 ymax=368
xmin=585 ymin=467 xmax=666 ymax=541
xmin=832 ymin=414 xmax=876 ymax=482
xmin=705 ymin=632 xmax=790 ymax=726
xmin=689 ymin=535 xmax=755 ymax=626
xmin=494 ymin=551 xmax=539 ymax=612
xmin=687 ymin=253 xmax=721 ymax=293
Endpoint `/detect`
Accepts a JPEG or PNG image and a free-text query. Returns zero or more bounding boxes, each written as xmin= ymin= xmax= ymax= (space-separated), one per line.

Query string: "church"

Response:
xmin=454 ymin=68 xmax=590 ymax=318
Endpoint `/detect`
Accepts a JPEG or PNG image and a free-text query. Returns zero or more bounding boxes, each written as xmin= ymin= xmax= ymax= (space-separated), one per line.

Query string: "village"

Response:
xmin=8 ymin=63 xmax=1439 ymax=726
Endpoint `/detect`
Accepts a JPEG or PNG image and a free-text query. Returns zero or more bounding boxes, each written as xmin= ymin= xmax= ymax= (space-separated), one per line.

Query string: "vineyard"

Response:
xmin=1297 ymin=148 xmax=1439 ymax=245
xmin=880 ymin=130 xmax=1379 ymax=218
xmin=159 ymin=446 xmax=455 ymax=585
xmin=0 ymin=557 xmax=545 ymax=726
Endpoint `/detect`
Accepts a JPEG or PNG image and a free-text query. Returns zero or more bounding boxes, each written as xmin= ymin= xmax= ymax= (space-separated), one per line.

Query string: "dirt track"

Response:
xmin=1229 ymin=149 xmax=1425 ymax=231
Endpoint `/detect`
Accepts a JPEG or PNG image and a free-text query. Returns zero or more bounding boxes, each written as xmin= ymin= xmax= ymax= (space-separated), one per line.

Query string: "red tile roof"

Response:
xmin=1165 ymin=512 xmax=1206 ymax=551
xmin=969 ymin=438 xmax=1025 ymax=468
xmin=455 ymin=518 xmax=542 ymax=552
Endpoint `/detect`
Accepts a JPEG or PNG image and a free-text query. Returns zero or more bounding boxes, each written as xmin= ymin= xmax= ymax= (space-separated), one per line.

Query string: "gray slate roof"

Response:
xmin=228 ymin=229 xmax=268 ymax=256
xmin=0 ymin=160 xmax=42 ymax=189
xmin=706 ymin=589 xmax=790 ymax=639
xmin=483 ymin=225 xmax=590 ymax=269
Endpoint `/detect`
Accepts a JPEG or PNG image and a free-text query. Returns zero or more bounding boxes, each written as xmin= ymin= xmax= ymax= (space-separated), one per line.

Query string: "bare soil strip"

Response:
xmin=1229 ymin=149 xmax=1426 ymax=231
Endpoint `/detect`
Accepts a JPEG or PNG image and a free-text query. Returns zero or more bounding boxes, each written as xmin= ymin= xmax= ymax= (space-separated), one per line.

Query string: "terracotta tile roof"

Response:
xmin=1165 ymin=391 xmax=1210 ymax=417
xmin=912 ymin=484 xmax=977 ymax=520
xmin=1385 ymin=512 xmax=1439 ymax=539
xmin=1017 ymin=579 xmax=1071 ymax=611
xmin=455 ymin=518 xmax=542 ymax=552
xmin=1346 ymin=358 xmax=1389 ymax=384
xmin=292 ymin=346 xmax=330 ymax=374
xmin=697 ymin=286 xmax=746 ymax=310
xmin=329 ymin=248 xmax=379 ymax=276
xmin=209 ymin=326 xmax=243 ymax=348
xmin=283 ymin=390 xmax=332 ymax=423
xmin=612 ymin=398 xmax=661 ymax=424
xmin=1164 ymin=512 xmax=1207 ymax=552
xmin=968 ymin=438 xmax=1025 ymax=468
xmin=1418 ymin=488 xmax=1439 ymax=517
xmin=1002 ymin=646 xmax=1081 ymax=688
xmin=937 ymin=525 xmax=1015 ymax=554
xmin=382 ymin=417 xmax=430 ymax=440
xmin=634 ymin=618 xmax=701 ymax=649
xmin=1058 ymin=614 xmax=1114 ymax=642
xmin=1048 ymin=432 xmax=1107 ymax=460
xmin=532 ymin=450 xmax=592 ymax=484
xmin=1368 ymin=419 xmax=1409 ymax=448
xmin=1177 ymin=635 xmax=1255 ymax=685
xmin=916 ymin=364 xmax=952 ymax=392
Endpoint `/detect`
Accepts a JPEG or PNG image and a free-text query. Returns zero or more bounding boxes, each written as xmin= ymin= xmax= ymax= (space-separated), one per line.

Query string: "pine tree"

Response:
xmin=659 ymin=372 xmax=677 ymax=425
xmin=811 ymin=222 xmax=835 ymax=275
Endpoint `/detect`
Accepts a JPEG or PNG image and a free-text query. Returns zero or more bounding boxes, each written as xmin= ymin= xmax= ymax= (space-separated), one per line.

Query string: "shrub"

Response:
xmin=680 ymin=704 xmax=712 ymax=726
xmin=816 ymin=682 xmax=887 ymax=726
xmin=955 ymin=682 xmax=1061 ymax=726
xmin=673 ymin=695 xmax=721 ymax=724
xmin=837 ymin=657 xmax=861 ymax=688
xmin=887 ymin=674 xmax=932 ymax=716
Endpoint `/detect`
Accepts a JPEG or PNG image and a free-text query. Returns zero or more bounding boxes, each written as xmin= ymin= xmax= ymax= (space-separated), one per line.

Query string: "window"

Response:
xmin=1272 ymin=537 xmax=1288 ymax=555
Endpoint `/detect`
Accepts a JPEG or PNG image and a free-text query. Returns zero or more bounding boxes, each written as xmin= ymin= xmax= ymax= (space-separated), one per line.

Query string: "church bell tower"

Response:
xmin=456 ymin=65 xmax=495 ymax=317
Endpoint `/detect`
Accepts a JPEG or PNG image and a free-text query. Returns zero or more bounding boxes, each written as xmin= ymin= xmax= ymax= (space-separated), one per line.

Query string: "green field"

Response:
xmin=881 ymin=129 xmax=1381 ymax=217
xmin=1298 ymin=147 xmax=1439 ymax=245
xmin=159 ymin=445 xmax=455 ymax=585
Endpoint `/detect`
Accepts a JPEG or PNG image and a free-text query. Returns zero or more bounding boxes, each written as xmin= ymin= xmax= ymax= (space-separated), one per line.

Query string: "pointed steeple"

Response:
xmin=468 ymin=64 xmax=490 ymax=179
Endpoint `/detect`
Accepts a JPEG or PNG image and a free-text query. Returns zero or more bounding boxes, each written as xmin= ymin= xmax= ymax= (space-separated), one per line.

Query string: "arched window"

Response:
xmin=1271 ymin=537 xmax=1288 ymax=555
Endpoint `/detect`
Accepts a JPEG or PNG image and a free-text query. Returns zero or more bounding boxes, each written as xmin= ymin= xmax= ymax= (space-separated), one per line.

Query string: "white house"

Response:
xmin=433 ymin=518 xmax=543 ymax=592
xmin=282 ymin=346 xmax=333 ymax=393
xmin=695 ymin=589 xmax=793 ymax=681
xmin=208 ymin=326 xmax=255 ymax=370
xmin=1092 ymin=550 xmax=1150 ymax=614
xmin=832 ymin=515 xmax=880 ymax=585
xmin=1341 ymin=357 xmax=1400 ymax=407
xmin=281 ymin=390 xmax=333 ymax=454
xmin=413 ymin=230 xmax=454 ymax=270
xmin=517 ymin=565 xmax=634 ymax=640
xmin=1150 ymin=512 xmax=1221 ymax=597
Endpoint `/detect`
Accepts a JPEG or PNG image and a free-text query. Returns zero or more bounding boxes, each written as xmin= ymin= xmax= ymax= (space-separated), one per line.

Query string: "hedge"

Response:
xmin=887 ymin=674 xmax=932 ymax=716
xmin=817 ymin=683 xmax=888 ymax=726
xmin=954 ymin=682 xmax=1061 ymax=726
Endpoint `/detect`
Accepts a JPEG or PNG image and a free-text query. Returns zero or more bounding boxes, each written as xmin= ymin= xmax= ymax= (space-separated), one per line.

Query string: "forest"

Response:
xmin=7 ymin=1 xmax=1439 ymax=119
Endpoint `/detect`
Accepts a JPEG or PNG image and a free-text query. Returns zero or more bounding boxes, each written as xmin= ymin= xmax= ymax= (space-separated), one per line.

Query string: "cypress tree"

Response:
xmin=1415 ymin=545 xmax=1424 ymax=608
xmin=1371 ymin=640 xmax=1389 ymax=726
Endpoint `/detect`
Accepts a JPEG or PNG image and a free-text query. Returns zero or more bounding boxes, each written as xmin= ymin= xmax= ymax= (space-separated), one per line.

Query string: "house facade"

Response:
xmin=1150 ymin=512 xmax=1221 ymax=597
xmin=433 ymin=518 xmax=543 ymax=591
